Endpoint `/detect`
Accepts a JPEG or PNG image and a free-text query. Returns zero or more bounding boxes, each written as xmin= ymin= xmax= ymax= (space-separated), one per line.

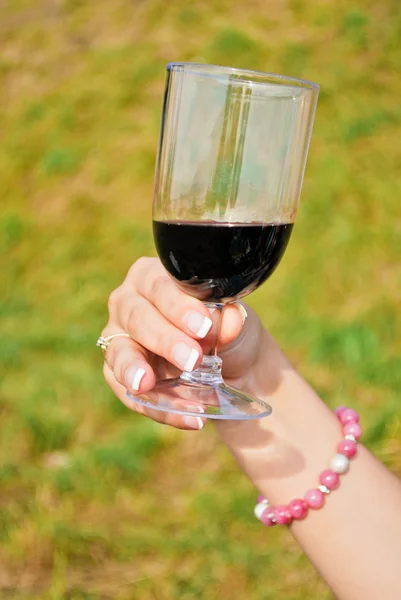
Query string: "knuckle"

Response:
xmin=107 ymin=287 xmax=122 ymax=314
xmin=127 ymin=256 xmax=154 ymax=279
xmin=110 ymin=345 xmax=128 ymax=374
xmin=146 ymin=274 xmax=171 ymax=301
xmin=115 ymin=357 xmax=131 ymax=386
xmin=126 ymin=302 xmax=141 ymax=335
xmin=157 ymin=328 xmax=175 ymax=355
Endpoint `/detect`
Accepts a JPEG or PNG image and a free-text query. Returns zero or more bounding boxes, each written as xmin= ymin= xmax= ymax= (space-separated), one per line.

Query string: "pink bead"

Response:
xmin=260 ymin=509 xmax=276 ymax=527
xmin=274 ymin=505 xmax=292 ymax=525
xmin=335 ymin=406 xmax=347 ymax=418
xmin=337 ymin=439 xmax=357 ymax=458
xmin=257 ymin=495 xmax=265 ymax=503
xmin=319 ymin=469 xmax=340 ymax=490
xmin=343 ymin=422 xmax=362 ymax=440
xmin=339 ymin=408 xmax=359 ymax=426
xmin=305 ymin=488 xmax=325 ymax=509
xmin=288 ymin=498 xmax=308 ymax=520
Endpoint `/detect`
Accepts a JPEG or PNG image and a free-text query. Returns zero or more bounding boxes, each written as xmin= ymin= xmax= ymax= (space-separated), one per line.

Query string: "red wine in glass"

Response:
xmin=153 ymin=220 xmax=293 ymax=302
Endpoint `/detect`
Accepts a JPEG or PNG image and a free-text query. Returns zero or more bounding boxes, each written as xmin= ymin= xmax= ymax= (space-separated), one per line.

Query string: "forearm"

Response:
xmin=216 ymin=330 xmax=401 ymax=600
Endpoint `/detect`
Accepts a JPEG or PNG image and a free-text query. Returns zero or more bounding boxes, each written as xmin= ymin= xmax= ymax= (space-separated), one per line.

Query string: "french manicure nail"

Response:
xmin=182 ymin=415 xmax=205 ymax=429
xmin=172 ymin=342 xmax=199 ymax=371
xmin=126 ymin=366 xmax=146 ymax=391
xmin=185 ymin=311 xmax=213 ymax=338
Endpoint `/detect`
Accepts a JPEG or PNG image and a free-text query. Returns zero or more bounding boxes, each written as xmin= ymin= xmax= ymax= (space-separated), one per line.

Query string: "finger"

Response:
xmin=219 ymin=303 xmax=263 ymax=378
xmin=119 ymin=293 xmax=204 ymax=373
xmin=123 ymin=258 xmax=244 ymax=348
xmin=218 ymin=302 xmax=246 ymax=347
xmin=103 ymin=363 xmax=206 ymax=430
xmin=133 ymin=262 xmax=245 ymax=349
xmin=102 ymin=330 xmax=156 ymax=395
xmin=136 ymin=270 xmax=214 ymax=340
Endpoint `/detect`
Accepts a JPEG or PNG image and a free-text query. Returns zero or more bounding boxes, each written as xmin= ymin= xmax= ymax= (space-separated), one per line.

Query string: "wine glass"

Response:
xmin=127 ymin=62 xmax=319 ymax=420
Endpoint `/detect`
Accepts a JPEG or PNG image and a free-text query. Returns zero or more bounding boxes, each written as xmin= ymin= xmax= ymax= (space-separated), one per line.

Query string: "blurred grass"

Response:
xmin=1 ymin=0 xmax=401 ymax=597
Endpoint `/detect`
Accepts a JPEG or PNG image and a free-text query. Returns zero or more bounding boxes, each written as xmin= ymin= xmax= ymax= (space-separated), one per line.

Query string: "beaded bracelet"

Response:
xmin=254 ymin=406 xmax=362 ymax=527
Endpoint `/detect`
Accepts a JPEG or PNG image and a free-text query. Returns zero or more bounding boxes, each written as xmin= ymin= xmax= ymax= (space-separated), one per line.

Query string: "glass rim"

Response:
xmin=166 ymin=62 xmax=319 ymax=92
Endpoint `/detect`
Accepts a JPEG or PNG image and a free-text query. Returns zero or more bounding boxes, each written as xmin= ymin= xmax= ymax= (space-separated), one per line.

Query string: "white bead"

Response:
xmin=318 ymin=485 xmax=330 ymax=494
xmin=330 ymin=453 xmax=350 ymax=474
xmin=345 ymin=434 xmax=356 ymax=442
xmin=254 ymin=501 xmax=268 ymax=520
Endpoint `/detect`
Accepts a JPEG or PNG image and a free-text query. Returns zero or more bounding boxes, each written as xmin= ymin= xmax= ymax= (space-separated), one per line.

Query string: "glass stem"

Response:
xmin=180 ymin=303 xmax=224 ymax=386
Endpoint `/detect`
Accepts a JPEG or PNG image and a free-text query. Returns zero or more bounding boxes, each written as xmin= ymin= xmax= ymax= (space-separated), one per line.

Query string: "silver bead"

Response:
xmin=330 ymin=453 xmax=350 ymax=474
xmin=254 ymin=500 xmax=269 ymax=520
xmin=344 ymin=434 xmax=356 ymax=442
xmin=318 ymin=485 xmax=330 ymax=494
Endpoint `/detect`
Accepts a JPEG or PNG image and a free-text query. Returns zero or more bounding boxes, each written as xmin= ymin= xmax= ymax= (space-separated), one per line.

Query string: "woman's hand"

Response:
xmin=101 ymin=257 xmax=267 ymax=429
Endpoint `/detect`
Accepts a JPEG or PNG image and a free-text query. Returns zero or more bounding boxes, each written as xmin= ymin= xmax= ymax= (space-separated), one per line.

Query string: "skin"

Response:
xmin=102 ymin=257 xmax=401 ymax=600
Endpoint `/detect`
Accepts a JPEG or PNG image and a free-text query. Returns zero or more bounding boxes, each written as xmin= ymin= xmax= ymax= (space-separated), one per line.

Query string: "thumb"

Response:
xmin=219 ymin=302 xmax=247 ymax=347
xmin=198 ymin=302 xmax=248 ymax=354
xmin=219 ymin=303 xmax=263 ymax=379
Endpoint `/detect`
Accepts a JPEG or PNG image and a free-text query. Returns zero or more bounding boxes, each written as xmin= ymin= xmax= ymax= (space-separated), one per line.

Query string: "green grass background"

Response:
xmin=1 ymin=0 xmax=401 ymax=598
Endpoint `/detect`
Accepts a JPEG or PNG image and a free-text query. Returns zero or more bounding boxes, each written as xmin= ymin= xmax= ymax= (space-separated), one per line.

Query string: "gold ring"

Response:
xmin=96 ymin=333 xmax=130 ymax=356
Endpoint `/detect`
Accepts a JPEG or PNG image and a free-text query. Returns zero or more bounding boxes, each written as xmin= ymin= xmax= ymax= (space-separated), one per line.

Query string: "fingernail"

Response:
xmin=185 ymin=311 xmax=213 ymax=338
xmin=183 ymin=405 xmax=205 ymax=429
xmin=182 ymin=415 xmax=205 ymax=429
xmin=236 ymin=303 xmax=248 ymax=324
xmin=172 ymin=342 xmax=199 ymax=371
xmin=126 ymin=366 xmax=146 ymax=391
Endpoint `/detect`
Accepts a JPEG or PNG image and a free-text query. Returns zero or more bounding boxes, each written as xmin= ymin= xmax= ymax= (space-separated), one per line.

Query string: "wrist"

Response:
xmin=250 ymin=328 xmax=294 ymax=398
xmin=215 ymin=335 xmax=341 ymax=501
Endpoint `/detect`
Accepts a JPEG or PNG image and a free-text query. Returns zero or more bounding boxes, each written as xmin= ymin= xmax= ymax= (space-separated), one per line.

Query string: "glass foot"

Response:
xmin=126 ymin=377 xmax=272 ymax=420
